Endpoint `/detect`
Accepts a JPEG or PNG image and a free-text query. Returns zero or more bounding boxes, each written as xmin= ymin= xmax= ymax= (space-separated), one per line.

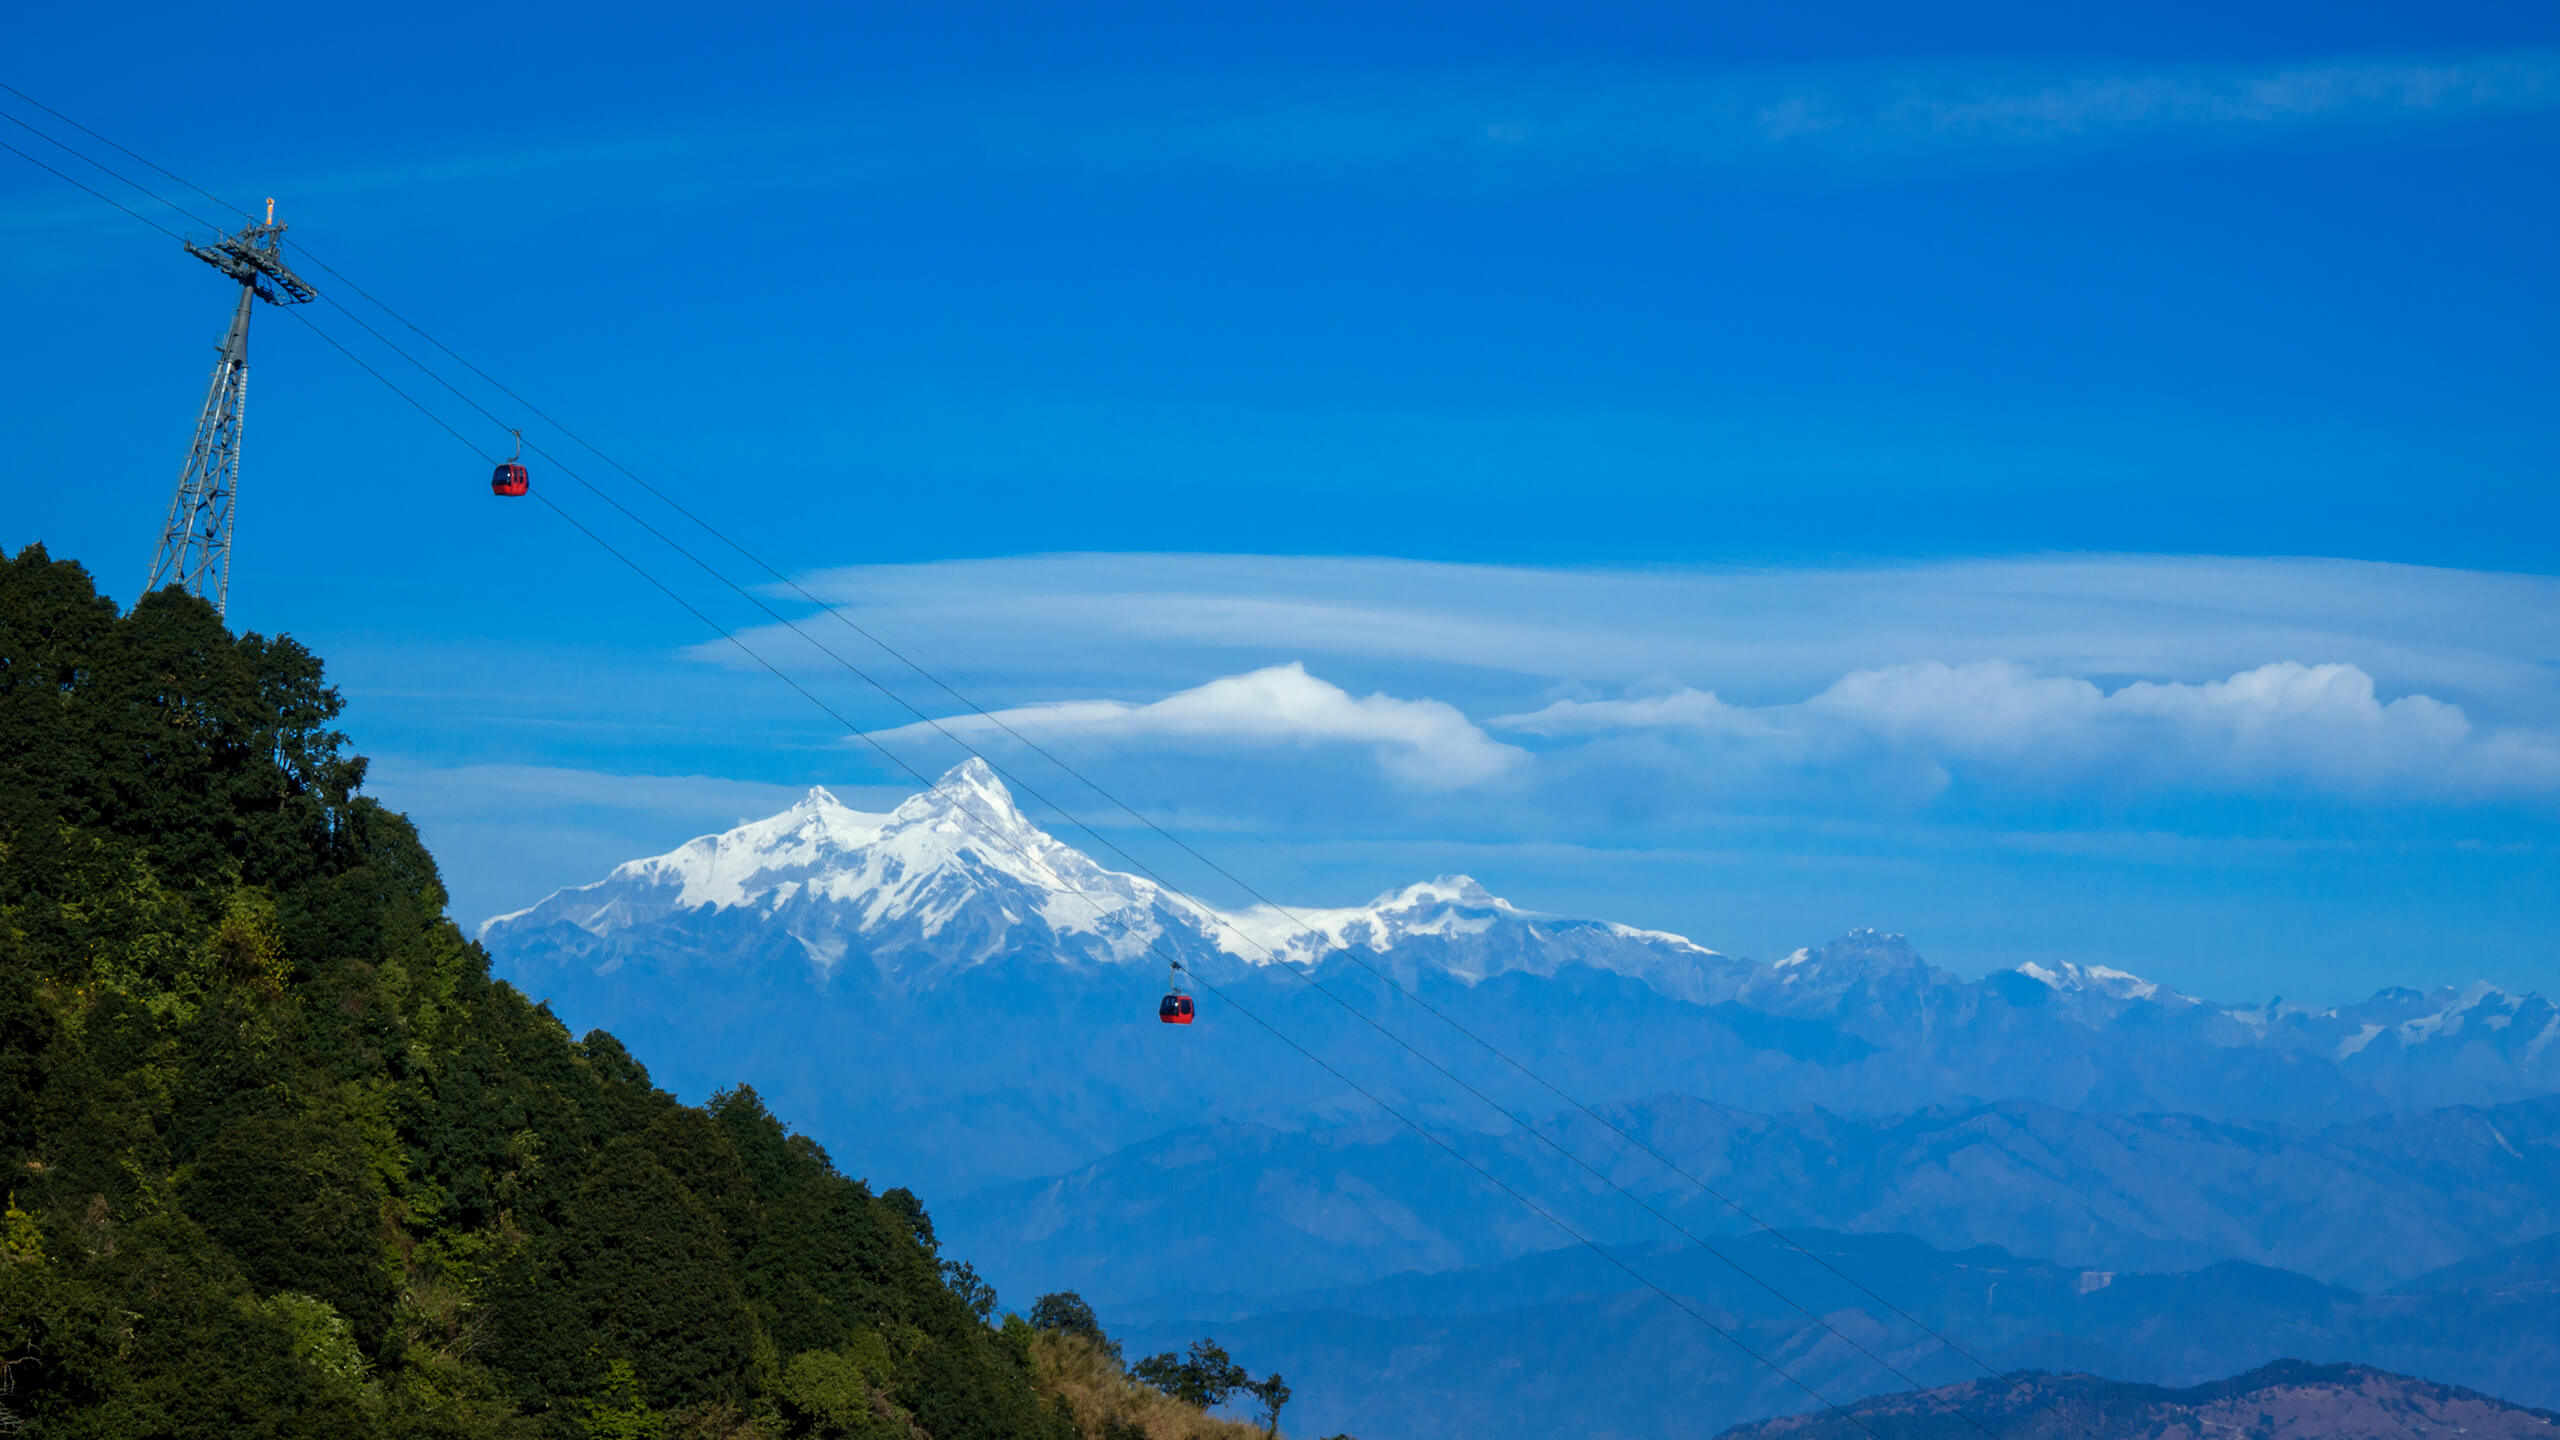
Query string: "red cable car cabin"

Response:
xmin=491 ymin=428 xmax=529 ymax=496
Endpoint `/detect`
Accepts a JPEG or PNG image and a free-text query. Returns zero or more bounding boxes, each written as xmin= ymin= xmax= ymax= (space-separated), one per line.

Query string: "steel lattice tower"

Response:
xmin=147 ymin=199 xmax=315 ymax=616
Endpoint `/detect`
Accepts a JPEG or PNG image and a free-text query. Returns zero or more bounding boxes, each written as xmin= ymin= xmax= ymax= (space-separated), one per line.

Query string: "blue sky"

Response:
xmin=6 ymin=2 xmax=2557 ymax=1004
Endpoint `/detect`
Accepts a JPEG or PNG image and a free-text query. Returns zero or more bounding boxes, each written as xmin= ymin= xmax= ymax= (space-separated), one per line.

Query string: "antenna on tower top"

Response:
xmin=145 ymin=202 xmax=316 ymax=616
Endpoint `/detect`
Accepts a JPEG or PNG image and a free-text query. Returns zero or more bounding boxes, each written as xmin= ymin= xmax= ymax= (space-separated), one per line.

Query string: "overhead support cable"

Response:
xmin=0 ymin=132 xmax=184 ymax=240
xmin=281 ymin=275 xmax=2028 ymax=1440
xmin=276 ymin=295 xmax=1894 ymax=1437
xmin=0 ymin=90 xmax=2102 ymax=1440
xmin=280 ymin=250 xmax=2057 ymax=1437
xmin=0 ymin=78 xmax=257 ymax=225
xmin=260 ymin=277 xmax=1998 ymax=1428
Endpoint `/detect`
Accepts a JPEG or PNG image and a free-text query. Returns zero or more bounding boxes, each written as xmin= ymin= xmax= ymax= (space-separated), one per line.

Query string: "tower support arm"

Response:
xmin=183 ymin=219 xmax=314 ymax=304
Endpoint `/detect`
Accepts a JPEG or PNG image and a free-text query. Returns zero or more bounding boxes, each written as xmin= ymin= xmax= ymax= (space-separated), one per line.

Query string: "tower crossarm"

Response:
xmin=183 ymin=218 xmax=315 ymax=305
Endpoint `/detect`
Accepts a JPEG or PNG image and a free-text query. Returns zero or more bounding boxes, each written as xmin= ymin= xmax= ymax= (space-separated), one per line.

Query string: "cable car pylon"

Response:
xmin=146 ymin=196 xmax=315 ymax=616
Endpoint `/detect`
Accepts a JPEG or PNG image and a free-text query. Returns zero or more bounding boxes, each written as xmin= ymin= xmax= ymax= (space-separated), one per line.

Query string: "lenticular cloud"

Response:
xmin=1499 ymin=660 xmax=2560 ymax=799
xmin=869 ymin=661 xmax=1524 ymax=790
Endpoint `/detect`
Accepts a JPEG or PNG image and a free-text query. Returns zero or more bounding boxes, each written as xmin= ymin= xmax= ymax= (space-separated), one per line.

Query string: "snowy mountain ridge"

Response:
xmin=485 ymin=760 xmax=1180 ymax=947
xmin=482 ymin=758 xmax=1732 ymax=995
xmin=2018 ymin=960 xmax=2177 ymax=1002
xmin=479 ymin=758 xmax=2556 ymax=1082
xmin=471 ymin=759 xmax=2560 ymax=1198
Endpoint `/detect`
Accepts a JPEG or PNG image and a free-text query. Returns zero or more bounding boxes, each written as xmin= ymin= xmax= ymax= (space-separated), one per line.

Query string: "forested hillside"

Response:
xmin=0 ymin=545 xmax=1272 ymax=1439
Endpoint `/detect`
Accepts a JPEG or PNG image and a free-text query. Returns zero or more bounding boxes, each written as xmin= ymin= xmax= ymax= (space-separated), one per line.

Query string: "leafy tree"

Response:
xmin=2 ymin=1194 xmax=43 ymax=1266
xmin=779 ymin=1330 xmax=916 ymax=1438
xmin=579 ymin=1357 xmax=667 ymax=1440
xmin=943 ymin=1257 xmax=999 ymax=1324
xmin=481 ymin=1136 xmax=764 ymax=1410
xmin=879 ymin=1185 xmax=936 ymax=1253
xmin=1030 ymin=1289 xmax=1122 ymax=1372
xmin=182 ymin=1110 xmax=396 ymax=1346
xmin=1028 ymin=1291 xmax=1114 ymax=1348
xmin=1246 ymin=1372 xmax=1291 ymax=1436
xmin=265 ymin=1292 xmax=369 ymax=1385
xmin=1028 ymin=1291 xmax=1099 ymax=1339
xmin=1133 ymin=1338 xmax=1250 ymax=1410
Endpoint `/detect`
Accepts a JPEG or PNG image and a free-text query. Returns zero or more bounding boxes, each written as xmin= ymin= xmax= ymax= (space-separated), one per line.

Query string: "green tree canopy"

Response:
xmin=0 ymin=547 xmax=1107 ymax=1439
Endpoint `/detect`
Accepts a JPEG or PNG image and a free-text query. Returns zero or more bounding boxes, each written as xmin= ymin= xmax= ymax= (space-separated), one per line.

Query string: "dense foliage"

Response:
xmin=0 ymin=546 xmax=1105 ymax=1438
xmin=1127 ymin=1342 xmax=1285 ymax=1435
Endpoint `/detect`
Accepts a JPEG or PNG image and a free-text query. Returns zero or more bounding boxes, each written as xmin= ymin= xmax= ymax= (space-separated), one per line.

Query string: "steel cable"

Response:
xmin=0 ymin=90 xmax=2109 ymax=1440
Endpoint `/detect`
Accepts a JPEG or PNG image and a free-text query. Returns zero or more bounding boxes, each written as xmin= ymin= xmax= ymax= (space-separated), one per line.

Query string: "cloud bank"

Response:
xmin=1501 ymin=660 xmax=2560 ymax=799
xmin=866 ymin=654 xmax=2559 ymax=809
xmin=726 ymin=553 xmax=2560 ymax=813
xmin=770 ymin=552 xmax=2560 ymax=717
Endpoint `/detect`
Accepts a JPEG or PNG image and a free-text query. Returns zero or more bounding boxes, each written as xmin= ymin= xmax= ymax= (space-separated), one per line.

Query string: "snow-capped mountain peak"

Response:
xmin=2327 ymin=981 xmax=2558 ymax=1062
xmin=1194 ymin=872 xmax=1734 ymax=999
xmin=1215 ymin=875 xmax=1517 ymax=961
xmin=2018 ymin=960 xmax=2178 ymax=1003
xmin=482 ymin=765 xmax=1749 ymax=996
xmin=886 ymin=756 xmax=1039 ymax=844
xmin=478 ymin=765 xmax=2558 ymax=1097
xmin=474 ymin=766 xmax=2560 ymax=1125
xmin=481 ymin=758 xmax=1193 ymax=981
xmin=483 ymin=778 xmax=896 ymax=922
xmin=852 ymin=756 xmax=1159 ymax=930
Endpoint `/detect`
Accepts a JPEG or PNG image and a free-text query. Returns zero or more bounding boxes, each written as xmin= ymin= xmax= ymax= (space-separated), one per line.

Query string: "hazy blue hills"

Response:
xmin=471 ymin=758 xmax=2560 ymax=1439
xmin=2403 ymin=1228 xmax=2560 ymax=1295
xmin=939 ymin=1094 xmax=2560 ymax=1303
xmin=1716 ymin=1361 xmax=2560 ymax=1440
xmin=1110 ymin=1232 xmax=2560 ymax=1439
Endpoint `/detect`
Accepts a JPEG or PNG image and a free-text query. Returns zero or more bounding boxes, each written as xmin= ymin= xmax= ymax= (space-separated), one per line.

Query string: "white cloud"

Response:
xmin=772 ymin=552 xmax=2560 ymax=718
xmin=685 ymin=553 xmax=2560 ymax=809
xmin=1501 ymin=660 xmax=2560 ymax=798
xmin=866 ymin=662 xmax=1524 ymax=791
xmin=856 ymin=651 xmax=2560 ymax=806
xmin=1496 ymin=687 xmax=1757 ymax=738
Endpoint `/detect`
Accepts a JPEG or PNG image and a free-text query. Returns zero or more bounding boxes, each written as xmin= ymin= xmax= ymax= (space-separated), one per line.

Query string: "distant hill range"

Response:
xmin=1108 ymin=1224 xmax=2560 ymax=1438
xmin=481 ymin=760 xmax=2560 ymax=1198
xmin=945 ymin=1093 xmax=2560 ymax=1302
xmin=476 ymin=759 xmax=2560 ymax=1440
xmin=1717 ymin=1361 xmax=2560 ymax=1440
